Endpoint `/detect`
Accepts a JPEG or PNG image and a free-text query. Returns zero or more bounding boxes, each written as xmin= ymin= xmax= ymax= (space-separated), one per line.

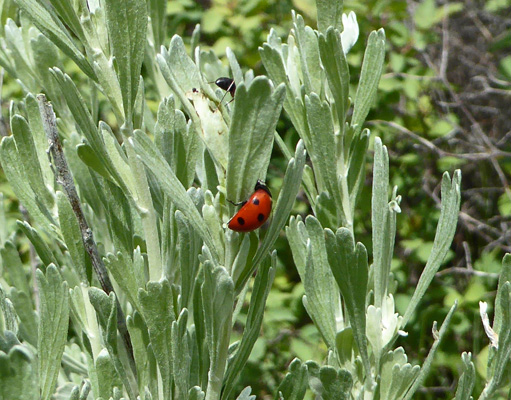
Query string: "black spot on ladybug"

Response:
xmin=253 ymin=198 xmax=260 ymax=205
xmin=257 ymin=213 xmax=265 ymax=222
xmin=237 ymin=217 xmax=245 ymax=225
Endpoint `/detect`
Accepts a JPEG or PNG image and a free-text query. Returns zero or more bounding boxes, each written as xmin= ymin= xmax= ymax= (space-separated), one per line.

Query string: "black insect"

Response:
xmin=214 ymin=77 xmax=236 ymax=98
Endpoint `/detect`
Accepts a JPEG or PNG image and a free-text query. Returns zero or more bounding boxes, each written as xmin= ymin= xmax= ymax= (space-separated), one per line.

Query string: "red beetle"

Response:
xmin=228 ymin=181 xmax=272 ymax=232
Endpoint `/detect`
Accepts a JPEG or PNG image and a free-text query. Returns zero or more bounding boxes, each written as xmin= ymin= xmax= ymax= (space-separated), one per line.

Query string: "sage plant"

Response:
xmin=0 ymin=0 xmax=508 ymax=399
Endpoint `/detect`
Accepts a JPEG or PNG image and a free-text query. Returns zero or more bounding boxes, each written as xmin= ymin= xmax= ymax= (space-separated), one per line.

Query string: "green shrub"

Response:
xmin=0 ymin=0 xmax=510 ymax=399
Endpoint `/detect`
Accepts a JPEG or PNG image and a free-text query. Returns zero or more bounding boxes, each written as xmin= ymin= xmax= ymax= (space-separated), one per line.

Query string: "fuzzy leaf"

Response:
xmin=302 ymin=216 xmax=341 ymax=349
xmin=316 ymin=0 xmax=343 ymax=34
xmin=222 ymin=254 xmax=276 ymax=399
xmin=139 ymin=279 xmax=175 ymax=400
xmin=318 ymin=27 xmax=350 ymax=128
xmin=275 ymin=358 xmax=307 ymax=400
xmin=351 ymin=29 xmax=386 ymax=136
xmin=325 ymin=228 xmax=370 ymax=375
xmin=201 ymin=262 xmax=234 ymax=386
xmin=226 ymin=78 xmax=285 ymax=202
xmin=13 ymin=0 xmax=96 ymax=79
xmin=37 ymin=265 xmax=69 ymax=400
xmin=132 ymin=130 xmax=218 ymax=261
xmin=0 ymin=345 xmax=38 ymax=400
xmin=103 ymin=0 xmax=147 ymax=123
xmin=57 ymin=192 xmax=89 ymax=282
xmin=455 ymin=352 xmax=475 ymax=400
xmin=402 ymin=170 xmax=461 ymax=327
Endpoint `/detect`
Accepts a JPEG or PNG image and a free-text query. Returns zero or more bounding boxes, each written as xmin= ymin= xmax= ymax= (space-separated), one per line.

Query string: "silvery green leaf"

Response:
xmin=402 ymin=170 xmax=461 ymax=327
xmin=131 ymin=129 xmax=219 ymax=261
xmin=10 ymin=288 xmax=38 ymax=346
xmin=304 ymin=93 xmax=343 ymax=227
xmin=171 ymin=309 xmax=191 ymax=398
xmin=24 ymin=94 xmax=54 ymax=187
xmin=403 ymin=302 xmax=457 ymax=400
xmin=76 ymin=143 xmax=115 ymax=184
xmin=237 ymin=140 xmax=306 ymax=291
xmin=455 ymin=352 xmax=475 ymax=400
xmin=1 ymin=241 xmax=31 ymax=296
xmin=148 ymin=0 xmax=166 ymax=48
xmin=96 ymin=178 xmax=134 ymax=258
xmin=47 ymin=0 xmax=84 ymax=41
xmin=103 ymin=0 xmax=147 ymax=124
xmin=104 ymin=251 xmax=143 ymax=313
xmin=11 ymin=113 xmax=54 ymax=209
xmin=306 ymin=364 xmax=352 ymax=400
xmin=302 ymin=216 xmax=341 ymax=349
xmin=347 ymin=128 xmax=369 ymax=212
xmin=192 ymin=270 xmax=209 ymax=388
xmin=0 ymin=345 xmax=38 ymax=400
xmin=13 ymin=0 xmax=95 ymax=79
xmin=50 ymin=69 xmax=132 ymax=196
xmin=351 ymin=29 xmax=385 ymax=137
xmin=493 ymin=253 xmax=511 ymax=334
xmin=235 ymin=387 xmax=256 ymax=400
xmin=292 ymin=13 xmax=321 ymax=94
xmin=0 ymin=284 xmax=18 ymax=333
xmin=162 ymin=35 xmax=201 ymax=94
xmin=201 ymin=262 xmax=234 ymax=394
xmin=222 ymin=254 xmax=275 ymax=400
xmin=189 ymin=386 xmax=205 ymax=400
xmin=154 ymin=97 xmax=199 ymax=188
xmin=318 ymin=27 xmax=350 ymax=128
xmin=335 ymin=328 xmax=354 ymax=369
xmin=95 ymin=349 xmax=122 ymax=400
xmin=372 ymin=137 xmax=390 ymax=308
xmin=0 ymin=194 xmax=7 ymax=244
xmin=286 ymin=216 xmax=307 ymax=279
xmin=226 ymin=47 xmax=243 ymax=87
xmin=57 ymin=192 xmax=89 ymax=282
xmin=325 ymin=227 xmax=370 ymax=376
xmin=379 ymin=347 xmax=420 ymax=400
xmin=226 ymin=78 xmax=285 ymax=202
xmin=484 ymin=282 xmax=511 ymax=395
xmin=88 ymin=288 xmax=136 ymax=400
xmin=139 ymin=279 xmax=175 ymax=400
xmin=316 ymin=0 xmax=343 ymax=34
xmin=17 ymin=221 xmax=58 ymax=267
xmin=202 ymin=191 xmax=225 ymax=264
xmin=275 ymin=358 xmax=307 ymax=400
xmin=259 ymin=32 xmax=308 ymax=140
xmin=126 ymin=312 xmax=151 ymax=397
xmin=0 ymin=136 xmax=55 ymax=232
xmin=176 ymin=211 xmax=202 ymax=309
xmin=37 ymin=265 xmax=69 ymax=400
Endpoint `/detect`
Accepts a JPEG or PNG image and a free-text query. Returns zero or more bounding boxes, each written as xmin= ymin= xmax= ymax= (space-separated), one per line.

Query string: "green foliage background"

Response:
xmin=0 ymin=0 xmax=510 ymax=398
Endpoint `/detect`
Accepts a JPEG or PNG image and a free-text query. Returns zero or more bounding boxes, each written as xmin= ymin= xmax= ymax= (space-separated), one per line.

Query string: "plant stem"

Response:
xmin=37 ymin=94 xmax=135 ymax=369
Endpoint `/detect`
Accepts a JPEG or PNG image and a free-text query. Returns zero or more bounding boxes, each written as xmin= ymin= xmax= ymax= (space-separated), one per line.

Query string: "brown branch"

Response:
xmin=37 ymin=94 xmax=135 ymax=368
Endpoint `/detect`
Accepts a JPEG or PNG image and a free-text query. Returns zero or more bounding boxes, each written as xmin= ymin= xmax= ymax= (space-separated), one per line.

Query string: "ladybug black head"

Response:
xmin=254 ymin=180 xmax=272 ymax=197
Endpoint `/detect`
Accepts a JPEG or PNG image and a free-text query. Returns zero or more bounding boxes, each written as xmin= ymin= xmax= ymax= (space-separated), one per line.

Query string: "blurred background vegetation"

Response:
xmin=0 ymin=0 xmax=510 ymax=398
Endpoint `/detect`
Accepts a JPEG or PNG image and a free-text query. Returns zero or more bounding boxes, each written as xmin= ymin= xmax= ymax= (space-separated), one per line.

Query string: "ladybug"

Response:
xmin=228 ymin=181 xmax=272 ymax=232
xmin=214 ymin=77 xmax=236 ymax=98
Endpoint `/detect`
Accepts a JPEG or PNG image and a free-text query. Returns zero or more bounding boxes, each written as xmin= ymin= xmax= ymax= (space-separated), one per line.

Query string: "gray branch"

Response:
xmin=37 ymin=94 xmax=135 ymax=368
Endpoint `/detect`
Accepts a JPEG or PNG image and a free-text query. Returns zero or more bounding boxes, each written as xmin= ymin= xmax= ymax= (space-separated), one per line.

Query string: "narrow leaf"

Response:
xmin=402 ymin=170 xmax=461 ymax=327
xmin=226 ymin=78 xmax=285 ymax=202
xmin=37 ymin=265 xmax=69 ymax=400
xmin=351 ymin=29 xmax=386 ymax=136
